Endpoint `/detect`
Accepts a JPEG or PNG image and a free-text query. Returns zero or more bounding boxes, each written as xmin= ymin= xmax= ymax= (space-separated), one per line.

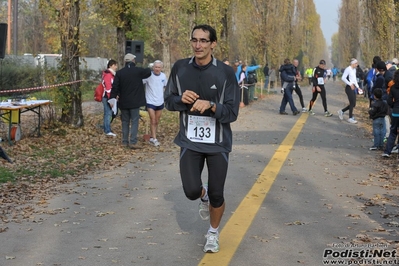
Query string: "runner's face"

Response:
xmin=191 ymin=29 xmax=216 ymax=63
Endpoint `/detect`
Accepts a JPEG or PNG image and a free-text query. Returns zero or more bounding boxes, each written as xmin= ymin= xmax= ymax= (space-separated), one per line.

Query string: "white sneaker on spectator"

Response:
xmin=106 ymin=132 xmax=116 ymax=137
xmin=391 ymin=146 xmax=398 ymax=154
xmin=348 ymin=118 xmax=357 ymax=124
xmin=149 ymin=138 xmax=160 ymax=147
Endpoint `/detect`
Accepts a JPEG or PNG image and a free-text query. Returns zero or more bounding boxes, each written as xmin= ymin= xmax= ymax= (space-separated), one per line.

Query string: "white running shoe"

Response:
xmin=203 ymin=232 xmax=219 ymax=253
xmin=199 ymin=184 xmax=209 ymax=220
xmin=199 ymin=200 xmax=210 ymax=220
xmin=302 ymin=108 xmax=308 ymax=113
xmin=106 ymin=132 xmax=116 ymax=137
xmin=391 ymin=146 xmax=398 ymax=154
xmin=337 ymin=110 xmax=344 ymax=120
xmin=149 ymin=138 xmax=160 ymax=147
xmin=348 ymin=118 xmax=357 ymax=124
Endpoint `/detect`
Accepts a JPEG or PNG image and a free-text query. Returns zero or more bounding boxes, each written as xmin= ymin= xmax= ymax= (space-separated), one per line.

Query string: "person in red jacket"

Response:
xmin=102 ymin=59 xmax=118 ymax=136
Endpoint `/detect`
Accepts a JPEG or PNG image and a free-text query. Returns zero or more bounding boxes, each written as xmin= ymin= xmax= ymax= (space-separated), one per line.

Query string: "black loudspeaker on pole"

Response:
xmin=0 ymin=23 xmax=7 ymax=59
xmin=125 ymin=40 xmax=144 ymax=63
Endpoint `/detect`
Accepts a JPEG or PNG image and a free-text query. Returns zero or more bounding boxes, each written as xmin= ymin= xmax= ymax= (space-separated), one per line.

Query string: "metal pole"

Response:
xmin=7 ymin=0 xmax=11 ymax=55
xmin=12 ymin=0 xmax=17 ymax=55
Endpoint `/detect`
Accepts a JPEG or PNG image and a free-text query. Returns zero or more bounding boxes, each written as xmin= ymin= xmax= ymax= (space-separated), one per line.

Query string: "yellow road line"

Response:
xmin=199 ymin=113 xmax=309 ymax=266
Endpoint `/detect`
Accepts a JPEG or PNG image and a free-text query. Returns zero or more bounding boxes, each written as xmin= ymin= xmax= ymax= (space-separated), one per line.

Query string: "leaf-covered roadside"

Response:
xmin=350 ymin=99 xmax=399 ymax=251
xmin=0 ymin=108 xmax=179 ymax=225
xmin=356 ymin=99 xmax=399 ymax=184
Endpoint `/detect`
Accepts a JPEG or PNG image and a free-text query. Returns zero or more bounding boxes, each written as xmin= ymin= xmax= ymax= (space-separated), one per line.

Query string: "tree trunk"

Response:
xmin=162 ymin=42 xmax=171 ymax=76
xmin=117 ymin=27 xmax=126 ymax=68
xmin=59 ymin=0 xmax=83 ymax=127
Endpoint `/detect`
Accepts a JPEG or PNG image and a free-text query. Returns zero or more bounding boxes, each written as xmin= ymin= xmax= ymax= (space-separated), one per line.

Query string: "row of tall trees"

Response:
xmin=333 ymin=0 xmax=399 ymax=69
xmin=1 ymin=0 xmax=328 ymax=72
xmin=0 ymin=0 xmax=327 ymax=126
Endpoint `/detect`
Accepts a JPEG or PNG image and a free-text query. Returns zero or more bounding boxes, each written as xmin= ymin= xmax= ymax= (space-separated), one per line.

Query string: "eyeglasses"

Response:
xmin=190 ymin=38 xmax=211 ymax=45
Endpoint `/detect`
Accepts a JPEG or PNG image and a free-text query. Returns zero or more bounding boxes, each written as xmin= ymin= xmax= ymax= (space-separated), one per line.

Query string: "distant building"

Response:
xmin=33 ymin=54 xmax=108 ymax=71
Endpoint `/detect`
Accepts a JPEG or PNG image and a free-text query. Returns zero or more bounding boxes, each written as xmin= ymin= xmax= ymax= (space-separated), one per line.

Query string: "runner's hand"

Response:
xmin=190 ymin=99 xmax=210 ymax=114
xmin=182 ymin=90 xmax=199 ymax=104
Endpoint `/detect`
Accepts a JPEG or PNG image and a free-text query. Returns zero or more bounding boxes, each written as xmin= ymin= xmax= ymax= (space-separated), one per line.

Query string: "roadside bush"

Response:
xmin=0 ymin=57 xmax=42 ymax=92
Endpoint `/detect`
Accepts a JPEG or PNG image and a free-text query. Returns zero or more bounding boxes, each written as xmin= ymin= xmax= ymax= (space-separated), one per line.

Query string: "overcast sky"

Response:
xmin=313 ymin=0 xmax=341 ymax=46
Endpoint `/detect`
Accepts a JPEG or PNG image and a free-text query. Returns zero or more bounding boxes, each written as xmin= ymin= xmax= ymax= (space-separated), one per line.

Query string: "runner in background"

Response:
xmin=307 ymin=60 xmax=333 ymax=117
xmin=338 ymin=58 xmax=361 ymax=124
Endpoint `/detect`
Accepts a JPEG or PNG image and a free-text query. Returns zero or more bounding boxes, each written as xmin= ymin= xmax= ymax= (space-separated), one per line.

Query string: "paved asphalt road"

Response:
xmin=1 ymin=80 xmax=398 ymax=266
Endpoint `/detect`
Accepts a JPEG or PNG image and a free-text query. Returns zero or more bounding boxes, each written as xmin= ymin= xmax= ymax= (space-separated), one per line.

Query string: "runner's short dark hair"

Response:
xmin=373 ymin=88 xmax=382 ymax=99
xmin=191 ymin=24 xmax=217 ymax=42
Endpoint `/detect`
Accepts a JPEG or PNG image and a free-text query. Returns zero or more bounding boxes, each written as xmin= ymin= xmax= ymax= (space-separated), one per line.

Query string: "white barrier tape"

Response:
xmin=0 ymin=80 xmax=85 ymax=94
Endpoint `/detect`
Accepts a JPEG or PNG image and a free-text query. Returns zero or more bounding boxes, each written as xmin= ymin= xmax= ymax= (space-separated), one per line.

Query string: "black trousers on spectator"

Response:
xmin=240 ymin=88 xmax=249 ymax=105
xmin=294 ymin=83 xmax=305 ymax=108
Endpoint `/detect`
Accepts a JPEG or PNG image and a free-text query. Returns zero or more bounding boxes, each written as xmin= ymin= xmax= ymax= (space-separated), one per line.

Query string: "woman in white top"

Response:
xmin=338 ymin=58 xmax=360 ymax=124
xmin=143 ymin=60 xmax=168 ymax=146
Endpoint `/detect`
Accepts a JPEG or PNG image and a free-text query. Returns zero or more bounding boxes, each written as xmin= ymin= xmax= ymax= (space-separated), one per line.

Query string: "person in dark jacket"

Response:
xmin=278 ymin=58 xmax=300 ymax=115
xmin=372 ymin=61 xmax=388 ymax=100
xmin=368 ymin=88 xmax=388 ymax=150
xmin=366 ymin=56 xmax=382 ymax=106
xmin=110 ymin=53 xmax=151 ymax=149
xmin=263 ymin=63 xmax=269 ymax=89
xmin=363 ymin=68 xmax=369 ymax=98
xmin=372 ymin=61 xmax=391 ymax=141
xmin=356 ymin=65 xmax=365 ymax=95
xmin=382 ymin=70 xmax=399 ymax=157
xmin=385 ymin=60 xmax=396 ymax=83
xmin=292 ymin=59 xmax=306 ymax=112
